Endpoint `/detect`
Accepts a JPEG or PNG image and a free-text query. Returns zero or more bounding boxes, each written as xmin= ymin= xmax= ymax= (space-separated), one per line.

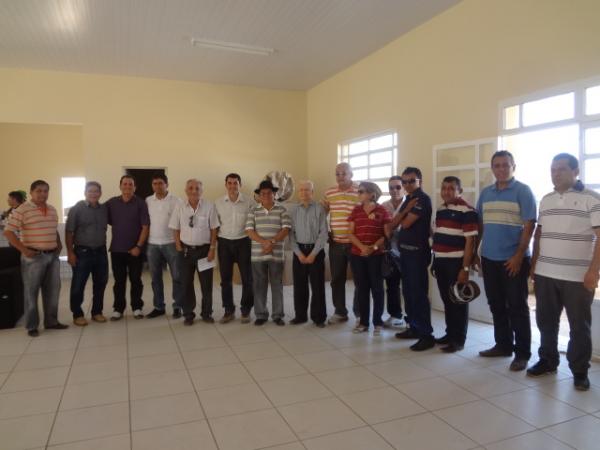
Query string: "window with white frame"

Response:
xmin=61 ymin=177 xmax=86 ymax=222
xmin=338 ymin=131 xmax=397 ymax=202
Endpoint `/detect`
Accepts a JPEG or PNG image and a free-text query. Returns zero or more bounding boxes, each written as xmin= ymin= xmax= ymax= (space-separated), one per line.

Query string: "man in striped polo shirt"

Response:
xmin=4 ymin=180 xmax=68 ymax=336
xmin=323 ymin=162 xmax=360 ymax=324
xmin=246 ymin=180 xmax=291 ymax=326
xmin=432 ymin=176 xmax=478 ymax=353
xmin=476 ymin=150 xmax=536 ymax=371
xmin=528 ymin=153 xmax=600 ymax=391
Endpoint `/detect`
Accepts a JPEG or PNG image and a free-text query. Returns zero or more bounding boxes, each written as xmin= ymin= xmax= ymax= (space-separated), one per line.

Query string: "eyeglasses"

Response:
xmin=188 ymin=216 xmax=194 ymax=228
xmin=401 ymin=179 xmax=419 ymax=185
xmin=389 ymin=185 xmax=403 ymax=191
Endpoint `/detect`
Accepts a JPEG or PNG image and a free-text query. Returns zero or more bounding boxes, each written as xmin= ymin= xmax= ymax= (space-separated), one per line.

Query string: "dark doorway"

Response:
xmin=124 ymin=168 xmax=166 ymax=200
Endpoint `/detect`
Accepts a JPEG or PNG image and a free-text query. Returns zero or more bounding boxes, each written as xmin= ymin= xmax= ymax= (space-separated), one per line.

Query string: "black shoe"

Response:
xmin=509 ymin=357 xmax=529 ymax=371
xmin=395 ymin=328 xmax=419 ymax=340
xmin=435 ymin=335 xmax=450 ymax=345
xmin=254 ymin=319 xmax=267 ymax=326
xmin=27 ymin=329 xmax=39 ymax=337
xmin=441 ymin=343 xmax=464 ymax=353
xmin=315 ymin=322 xmax=326 ymax=328
xmin=183 ymin=317 xmax=194 ymax=326
xmin=574 ymin=374 xmax=590 ymax=391
xmin=172 ymin=309 xmax=182 ymax=319
xmin=289 ymin=317 xmax=308 ymax=325
xmin=201 ymin=316 xmax=215 ymax=324
xmin=146 ymin=309 xmax=165 ymax=319
xmin=410 ymin=337 xmax=436 ymax=352
xmin=526 ymin=359 xmax=557 ymax=377
xmin=479 ymin=345 xmax=513 ymax=357
xmin=45 ymin=322 xmax=69 ymax=330
xmin=274 ymin=318 xmax=285 ymax=326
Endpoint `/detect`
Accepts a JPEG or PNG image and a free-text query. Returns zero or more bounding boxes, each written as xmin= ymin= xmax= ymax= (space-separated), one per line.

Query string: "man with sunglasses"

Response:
xmin=169 ymin=179 xmax=220 ymax=325
xmin=391 ymin=167 xmax=435 ymax=351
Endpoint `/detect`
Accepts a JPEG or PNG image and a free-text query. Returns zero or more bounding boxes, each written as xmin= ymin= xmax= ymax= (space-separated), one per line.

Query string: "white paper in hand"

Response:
xmin=197 ymin=257 xmax=216 ymax=272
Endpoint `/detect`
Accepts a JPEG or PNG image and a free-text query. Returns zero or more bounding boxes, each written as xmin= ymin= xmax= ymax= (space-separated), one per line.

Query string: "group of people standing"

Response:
xmin=2 ymin=149 xmax=599 ymax=391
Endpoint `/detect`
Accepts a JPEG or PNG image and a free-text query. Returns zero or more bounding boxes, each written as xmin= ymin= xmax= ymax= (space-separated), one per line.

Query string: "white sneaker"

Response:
xmin=327 ymin=314 xmax=349 ymax=324
xmin=384 ymin=316 xmax=406 ymax=329
xmin=373 ymin=326 xmax=383 ymax=336
xmin=110 ymin=311 xmax=123 ymax=321
xmin=355 ymin=317 xmax=361 ymax=327
xmin=133 ymin=309 xmax=144 ymax=319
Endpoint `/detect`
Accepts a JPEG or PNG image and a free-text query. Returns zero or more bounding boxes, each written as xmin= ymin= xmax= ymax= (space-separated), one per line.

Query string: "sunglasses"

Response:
xmin=389 ymin=185 xmax=403 ymax=191
xmin=401 ymin=179 xmax=419 ymax=185
xmin=188 ymin=215 xmax=194 ymax=228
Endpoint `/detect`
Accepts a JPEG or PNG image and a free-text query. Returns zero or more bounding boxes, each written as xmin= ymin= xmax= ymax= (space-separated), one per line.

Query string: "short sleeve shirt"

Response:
xmin=324 ymin=183 xmax=360 ymax=244
xmin=106 ymin=195 xmax=150 ymax=252
xmin=5 ymin=201 xmax=58 ymax=250
xmin=396 ymin=189 xmax=432 ymax=251
xmin=347 ymin=204 xmax=391 ymax=256
xmin=432 ymin=198 xmax=478 ymax=258
xmin=65 ymin=200 xmax=108 ymax=248
xmin=245 ymin=203 xmax=292 ymax=262
xmin=169 ymin=199 xmax=220 ymax=246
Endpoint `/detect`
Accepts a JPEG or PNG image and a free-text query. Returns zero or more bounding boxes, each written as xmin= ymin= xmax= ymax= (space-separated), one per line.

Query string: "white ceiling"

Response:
xmin=0 ymin=0 xmax=459 ymax=90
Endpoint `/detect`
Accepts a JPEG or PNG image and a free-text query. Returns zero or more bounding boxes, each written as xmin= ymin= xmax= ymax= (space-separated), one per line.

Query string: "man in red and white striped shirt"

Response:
xmin=4 ymin=180 xmax=68 ymax=336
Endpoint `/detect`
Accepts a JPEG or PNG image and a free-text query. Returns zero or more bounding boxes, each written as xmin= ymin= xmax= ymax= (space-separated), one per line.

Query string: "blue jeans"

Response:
xmin=21 ymin=252 xmax=61 ymax=331
xmin=350 ymin=254 xmax=385 ymax=327
xmin=147 ymin=243 xmax=183 ymax=311
xmin=70 ymin=246 xmax=108 ymax=318
xmin=400 ymin=248 xmax=433 ymax=338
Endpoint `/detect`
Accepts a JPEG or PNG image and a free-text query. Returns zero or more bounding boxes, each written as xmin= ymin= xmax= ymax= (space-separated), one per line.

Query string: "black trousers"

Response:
xmin=292 ymin=246 xmax=326 ymax=324
xmin=482 ymin=257 xmax=531 ymax=359
xmin=433 ymin=257 xmax=468 ymax=346
xmin=180 ymin=244 xmax=213 ymax=319
xmin=111 ymin=251 xmax=144 ymax=313
xmin=218 ymin=237 xmax=253 ymax=315
xmin=328 ymin=241 xmax=359 ymax=317
xmin=534 ymin=274 xmax=594 ymax=375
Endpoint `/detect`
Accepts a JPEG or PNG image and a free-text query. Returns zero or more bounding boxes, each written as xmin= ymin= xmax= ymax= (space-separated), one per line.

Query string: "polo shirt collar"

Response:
xmin=224 ymin=193 xmax=245 ymax=203
xmin=151 ymin=192 xmax=171 ymax=201
xmin=186 ymin=198 xmax=203 ymax=210
xmin=493 ymin=177 xmax=517 ymax=191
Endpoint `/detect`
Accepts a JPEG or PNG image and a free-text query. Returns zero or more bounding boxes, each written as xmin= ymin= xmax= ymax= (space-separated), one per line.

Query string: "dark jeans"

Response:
xmin=350 ymin=253 xmax=385 ymax=327
xmin=433 ymin=257 xmax=468 ymax=345
xmin=328 ymin=241 xmax=359 ymax=317
xmin=534 ymin=274 xmax=594 ymax=375
xmin=111 ymin=252 xmax=144 ymax=313
xmin=180 ymin=244 xmax=213 ymax=319
xmin=482 ymin=257 xmax=531 ymax=359
xmin=147 ymin=243 xmax=183 ymax=312
xmin=399 ymin=248 xmax=433 ymax=338
xmin=70 ymin=246 xmax=108 ymax=318
xmin=384 ymin=262 xmax=403 ymax=319
xmin=218 ymin=237 xmax=253 ymax=315
xmin=292 ymin=246 xmax=326 ymax=324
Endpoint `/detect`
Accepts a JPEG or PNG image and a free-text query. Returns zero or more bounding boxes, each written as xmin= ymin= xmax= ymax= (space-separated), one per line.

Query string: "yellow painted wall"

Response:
xmin=0 ymin=69 xmax=306 ymax=204
xmin=0 ymin=123 xmax=83 ymax=211
xmin=307 ymin=0 xmax=600 ymax=195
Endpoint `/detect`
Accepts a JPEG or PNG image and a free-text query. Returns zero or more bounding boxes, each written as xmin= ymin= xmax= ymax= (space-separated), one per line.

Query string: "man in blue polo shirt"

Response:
xmin=392 ymin=167 xmax=434 ymax=351
xmin=476 ymin=150 xmax=536 ymax=371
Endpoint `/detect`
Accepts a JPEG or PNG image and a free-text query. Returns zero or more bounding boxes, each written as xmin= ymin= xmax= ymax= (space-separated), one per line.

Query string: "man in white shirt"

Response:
xmin=169 ymin=179 xmax=220 ymax=326
xmin=146 ymin=174 xmax=183 ymax=319
xmin=215 ymin=173 xmax=254 ymax=324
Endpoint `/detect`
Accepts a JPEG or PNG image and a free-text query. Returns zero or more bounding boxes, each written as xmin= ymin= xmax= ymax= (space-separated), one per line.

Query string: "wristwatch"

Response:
xmin=462 ymin=266 xmax=470 ymax=272
xmin=373 ymin=245 xmax=379 ymax=251
xmin=270 ymin=239 xmax=277 ymax=244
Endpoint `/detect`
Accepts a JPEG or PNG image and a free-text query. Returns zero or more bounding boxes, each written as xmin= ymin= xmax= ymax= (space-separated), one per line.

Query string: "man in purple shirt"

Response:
xmin=106 ymin=175 xmax=150 ymax=320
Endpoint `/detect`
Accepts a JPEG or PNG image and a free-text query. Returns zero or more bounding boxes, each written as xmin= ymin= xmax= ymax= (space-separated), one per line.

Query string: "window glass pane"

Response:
xmin=374 ymin=181 xmax=389 ymax=195
xmin=353 ymin=168 xmax=368 ymax=181
xmin=479 ymin=143 xmax=496 ymax=163
xmin=349 ymin=155 xmax=368 ymax=168
xmin=370 ymin=150 xmax=392 ymax=165
xmin=436 ymin=169 xmax=476 ymax=190
xmin=584 ymin=127 xmax=600 ymax=155
xmin=62 ymin=177 xmax=86 ymax=222
xmin=504 ymin=105 xmax=520 ymax=130
xmin=349 ymin=140 xmax=368 ymax=155
xmin=437 ymin=145 xmax=475 ymax=166
xmin=522 ymin=92 xmax=574 ymax=127
xmin=369 ymin=166 xmax=392 ymax=179
xmin=585 ymin=158 xmax=600 ymax=184
xmin=369 ymin=134 xmax=393 ymax=150
xmin=586 ymin=85 xmax=600 ymax=115
xmin=479 ymin=168 xmax=495 ymax=191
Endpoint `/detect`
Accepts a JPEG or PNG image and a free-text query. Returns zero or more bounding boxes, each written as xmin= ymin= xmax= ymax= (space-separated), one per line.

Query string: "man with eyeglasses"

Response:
xmin=476 ymin=150 xmax=536 ymax=371
xmin=391 ymin=167 xmax=435 ymax=351
xmin=169 ymin=179 xmax=220 ymax=326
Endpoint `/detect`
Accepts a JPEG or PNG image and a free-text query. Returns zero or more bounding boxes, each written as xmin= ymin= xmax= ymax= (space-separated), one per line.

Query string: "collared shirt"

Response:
xmin=381 ymin=199 xmax=403 ymax=231
xmin=169 ymin=199 xmax=220 ymax=246
xmin=432 ymin=197 xmax=478 ymax=258
xmin=477 ymin=178 xmax=536 ymax=261
xmin=324 ymin=182 xmax=360 ymax=243
xmin=396 ymin=188 xmax=432 ymax=250
xmin=65 ymin=200 xmax=108 ymax=248
xmin=290 ymin=201 xmax=328 ymax=257
xmin=535 ymin=184 xmax=600 ymax=282
xmin=106 ymin=195 xmax=150 ymax=252
xmin=146 ymin=193 xmax=180 ymax=245
xmin=347 ymin=204 xmax=391 ymax=256
xmin=5 ymin=201 xmax=59 ymax=250
xmin=245 ymin=203 xmax=292 ymax=262
xmin=215 ymin=193 xmax=254 ymax=240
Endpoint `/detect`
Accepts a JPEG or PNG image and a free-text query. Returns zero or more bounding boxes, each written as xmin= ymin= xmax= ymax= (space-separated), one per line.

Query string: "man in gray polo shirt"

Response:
xmin=529 ymin=153 xmax=600 ymax=391
xmin=65 ymin=181 xmax=109 ymax=326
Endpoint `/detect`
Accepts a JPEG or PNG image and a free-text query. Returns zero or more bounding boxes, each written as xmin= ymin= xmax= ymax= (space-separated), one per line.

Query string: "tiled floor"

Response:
xmin=1 ymin=275 xmax=600 ymax=450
